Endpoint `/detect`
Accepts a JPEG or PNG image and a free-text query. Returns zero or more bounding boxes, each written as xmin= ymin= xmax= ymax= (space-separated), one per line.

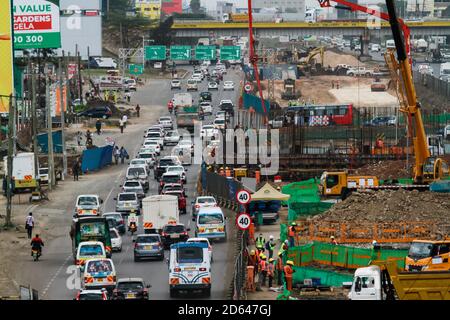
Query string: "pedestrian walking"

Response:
xmin=276 ymin=252 xmax=284 ymax=286
xmin=255 ymin=233 xmax=266 ymax=254
xmin=95 ymin=119 xmax=102 ymax=135
xmin=77 ymin=131 xmax=83 ymax=146
xmin=267 ymin=258 xmax=275 ymax=288
xmin=265 ymin=235 xmax=276 ymax=259
xmin=331 ymin=80 xmax=335 ymax=89
xmin=125 ymin=91 xmax=131 ymax=103
xmin=119 ymin=147 xmax=129 ymax=164
xmin=113 ymin=146 xmax=120 ymax=165
xmin=283 ymin=260 xmax=295 ymax=291
xmin=135 ymin=104 xmax=140 ymax=118
xmin=25 ymin=212 xmax=34 ymax=239
xmin=119 ymin=119 xmax=124 ymax=134
xmin=122 ymin=114 xmax=128 ymax=128
xmin=72 ymin=160 xmax=80 ymax=181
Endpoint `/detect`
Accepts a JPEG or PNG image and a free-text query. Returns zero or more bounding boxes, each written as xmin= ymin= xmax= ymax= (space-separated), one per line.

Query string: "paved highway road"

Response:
xmin=14 ymin=66 xmax=243 ymax=300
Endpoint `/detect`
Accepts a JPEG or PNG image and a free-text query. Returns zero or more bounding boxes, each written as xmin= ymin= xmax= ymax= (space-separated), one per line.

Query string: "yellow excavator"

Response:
xmin=297 ymin=47 xmax=324 ymax=74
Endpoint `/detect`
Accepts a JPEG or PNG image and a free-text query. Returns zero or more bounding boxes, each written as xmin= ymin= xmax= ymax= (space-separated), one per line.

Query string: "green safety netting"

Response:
xmin=282 ymin=179 xmax=332 ymax=221
xmin=292 ymin=266 xmax=354 ymax=287
xmin=285 ymin=241 xmax=408 ymax=270
xmin=280 ymin=224 xmax=288 ymax=243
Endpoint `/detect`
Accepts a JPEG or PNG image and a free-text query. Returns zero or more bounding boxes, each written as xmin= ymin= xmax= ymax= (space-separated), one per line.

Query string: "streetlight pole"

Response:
xmin=5 ymin=95 xmax=15 ymax=228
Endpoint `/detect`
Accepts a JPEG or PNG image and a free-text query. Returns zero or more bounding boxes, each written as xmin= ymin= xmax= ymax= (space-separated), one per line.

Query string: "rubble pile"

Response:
xmin=353 ymin=160 xmax=411 ymax=180
xmin=310 ymin=189 xmax=450 ymax=238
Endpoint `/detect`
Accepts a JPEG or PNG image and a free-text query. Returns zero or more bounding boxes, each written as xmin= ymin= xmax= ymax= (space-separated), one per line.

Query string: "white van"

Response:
xmin=168 ymin=242 xmax=211 ymax=297
xmin=195 ymin=207 xmax=227 ymax=242
xmin=83 ymin=258 xmax=117 ymax=291
xmin=75 ymin=195 xmax=103 ymax=217
xmin=76 ymin=241 xmax=107 ymax=270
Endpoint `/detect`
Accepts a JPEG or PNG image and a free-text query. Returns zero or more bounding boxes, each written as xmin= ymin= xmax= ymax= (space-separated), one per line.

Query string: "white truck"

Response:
xmin=386 ymin=39 xmax=395 ymax=50
xmin=3 ymin=152 xmax=38 ymax=191
xmin=142 ymin=195 xmax=179 ymax=234
xmin=346 ymin=67 xmax=373 ymax=77
xmin=439 ymin=62 xmax=450 ymax=79
xmin=173 ymin=93 xmax=193 ymax=111
xmin=414 ymin=39 xmax=428 ymax=52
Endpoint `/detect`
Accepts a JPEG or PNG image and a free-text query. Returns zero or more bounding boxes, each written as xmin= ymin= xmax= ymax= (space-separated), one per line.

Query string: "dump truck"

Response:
xmin=405 ymin=240 xmax=450 ymax=272
xmin=348 ymin=260 xmax=450 ymax=300
xmin=176 ymin=105 xmax=203 ymax=134
xmin=281 ymin=79 xmax=300 ymax=100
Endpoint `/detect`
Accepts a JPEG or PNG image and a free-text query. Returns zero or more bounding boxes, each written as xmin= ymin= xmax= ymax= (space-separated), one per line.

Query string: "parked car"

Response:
xmin=113 ymin=278 xmax=151 ymax=300
xmin=77 ymin=106 xmax=112 ymax=119
xmin=133 ymin=234 xmax=164 ymax=261
xmin=38 ymin=167 xmax=49 ymax=185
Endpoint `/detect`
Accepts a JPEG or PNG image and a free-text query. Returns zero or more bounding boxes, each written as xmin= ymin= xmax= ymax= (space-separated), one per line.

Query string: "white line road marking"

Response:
xmin=41 ymin=254 xmax=71 ymax=298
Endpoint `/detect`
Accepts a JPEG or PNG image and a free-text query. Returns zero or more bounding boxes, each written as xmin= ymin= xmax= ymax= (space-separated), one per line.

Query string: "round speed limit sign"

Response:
xmin=244 ymin=82 xmax=253 ymax=92
xmin=236 ymin=213 xmax=251 ymax=230
xmin=236 ymin=190 xmax=251 ymax=205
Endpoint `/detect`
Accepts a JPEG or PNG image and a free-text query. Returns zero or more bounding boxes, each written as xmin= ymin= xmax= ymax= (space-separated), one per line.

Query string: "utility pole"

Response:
xmin=58 ymin=56 xmax=67 ymax=180
xmin=31 ymin=72 xmax=40 ymax=190
xmin=77 ymin=48 xmax=83 ymax=101
xmin=46 ymin=77 xmax=55 ymax=190
xmin=5 ymin=95 xmax=15 ymax=228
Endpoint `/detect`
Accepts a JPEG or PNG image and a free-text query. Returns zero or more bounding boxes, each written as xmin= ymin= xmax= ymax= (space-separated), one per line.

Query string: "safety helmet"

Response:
xmin=261 ymin=255 xmax=267 ymax=260
xmin=250 ymin=250 xmax=255 ymax=255
xmin=291 ymin=222 xmax=297 ymax=226
xmin=372 ymin=240 xmax=377 ymax=245
xmin=330 ymin=236 xmax=335 ymax=239
xmin=286 ymin=260 xmax=294 ymax=266
xmin=269 ymin=235 xmax=274 ymax=240
xmin=269 ymin=258 xmax=274 ymax=263
xmin=278 ymin=252 xmax=283 ymax=257
xmin=284 ymin=240 xmax=289 ymax=245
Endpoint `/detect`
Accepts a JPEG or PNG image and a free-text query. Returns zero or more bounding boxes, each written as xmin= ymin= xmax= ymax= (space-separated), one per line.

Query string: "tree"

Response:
xmin=190 ymin=0 xmax=201 ymax=14
xmin=105 ymin=0 xmax=157 ymax=48
xmin=149 ymin=17 xmax=174 ymax=46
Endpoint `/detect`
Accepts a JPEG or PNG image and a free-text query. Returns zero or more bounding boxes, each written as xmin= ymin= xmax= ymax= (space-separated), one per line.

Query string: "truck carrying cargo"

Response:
xmin=173 ymin=93 xmax=193 ymax=110
xmin=142 ymin=195 xmax=179 ymax=234
xmin=3 ymin=152 xmax=38 ymax=191
xmin=176 ymin=105 xmax=202 ymax=133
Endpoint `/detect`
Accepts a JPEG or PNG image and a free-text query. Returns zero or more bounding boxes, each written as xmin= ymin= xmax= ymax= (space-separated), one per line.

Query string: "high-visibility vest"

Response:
xmin=256 ymin=237 xmax=265 ymax=249
xmin=276 ymin=257 xmax=283 ymax=270
xmin=267 ymin=263 xmax=275 ymax=276
xmin=266 ymin=241 xmax=276 ymax=251
xmin=259 ymin=260 xmax=267 ymax=272
xmin=284 ymin=265 xmax=294 ymax=278
xmin=288 ymin=226 xmax=296 ymax=237
xmin=279 ymin=244 xmax=287 ymax=255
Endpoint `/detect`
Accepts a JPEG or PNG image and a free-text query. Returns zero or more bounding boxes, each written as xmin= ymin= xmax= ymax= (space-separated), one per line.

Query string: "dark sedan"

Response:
xmin=77 ymin=106 xmax=112 ymax=119
xmin=112 ymin=278 xmax=151 ymax=300
xmin=161 ymin=224 xmax=189 ymax=249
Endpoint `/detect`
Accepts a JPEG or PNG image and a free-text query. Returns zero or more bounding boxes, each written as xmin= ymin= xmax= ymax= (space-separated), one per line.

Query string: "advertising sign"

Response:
xmin=0 ymin=0 xmax=14 ymax=112
xmin=50 ymin=84 xmax=67 ymax=117
xmin=13 ymin=0 xmax=61 ymax=49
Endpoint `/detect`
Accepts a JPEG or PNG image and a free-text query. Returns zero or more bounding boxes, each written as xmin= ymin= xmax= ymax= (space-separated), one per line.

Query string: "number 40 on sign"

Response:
xmin=236 ymin=213 xmax=251 ymax=230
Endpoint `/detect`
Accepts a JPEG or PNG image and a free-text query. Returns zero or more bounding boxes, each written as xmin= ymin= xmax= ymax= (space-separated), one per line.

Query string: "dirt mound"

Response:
xmin=311 ymin=189 xmax=450 ymax=237
xmin=323 ymin=51 xmax=365 ymax=68
xmin=353 ymin=160 xmax=411 ymax=180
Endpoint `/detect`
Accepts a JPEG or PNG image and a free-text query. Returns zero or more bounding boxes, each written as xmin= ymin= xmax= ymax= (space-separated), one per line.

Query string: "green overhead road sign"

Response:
xmin=195 ymin=46 xmax=216 ymax=60
xmin=220 ymin=46 xmax=241 ymax=60
xmin=129 ymin=64 xmax=144 ymax=75
xmin=145 ymin=46 xmax=166 ymax=60
xmin=170 ymin=46 xmax=191 ymax=60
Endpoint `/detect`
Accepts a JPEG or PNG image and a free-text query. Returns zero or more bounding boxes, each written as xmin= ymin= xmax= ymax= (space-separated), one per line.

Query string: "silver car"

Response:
xmin=114 ymin=192 xmax=140 ymax=215
xmin=133 ymin=234 xmax=164 ymax=261
xmin=122 ymin=180 xmax=145 ymax=199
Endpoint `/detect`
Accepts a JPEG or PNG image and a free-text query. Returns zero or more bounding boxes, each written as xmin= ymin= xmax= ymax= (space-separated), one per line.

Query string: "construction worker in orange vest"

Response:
xmin=330 ymin=236 xmax=338 ymax=245
xmin=248 ymin=249 xmax=258 ymax=277
xmin=284 ymin=260 xmax=295 ymax=291
xmin=288 ymin=222 xmax=297 ymax=247
xmin=258 ymin=254 xmax=268 ymax=287
xmin=276 ymin=252 xmax=284 ymax=285
xmin=267 ymin=258 xmax=275 ymax=288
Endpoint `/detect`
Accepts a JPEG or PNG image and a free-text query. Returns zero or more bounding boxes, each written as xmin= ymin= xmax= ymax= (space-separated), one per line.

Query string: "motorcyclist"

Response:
xmin=128 ymin=212 xmax=138 ymax=234
xmin=167 ymin=100 xmax=173 ymax=113
xmin=31 ymin=234 xmax=44 ymax=257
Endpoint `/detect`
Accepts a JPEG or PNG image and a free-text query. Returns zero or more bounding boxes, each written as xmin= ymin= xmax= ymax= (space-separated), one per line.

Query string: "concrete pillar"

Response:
xmin=360 ymin=29 xmax=371 ymax=62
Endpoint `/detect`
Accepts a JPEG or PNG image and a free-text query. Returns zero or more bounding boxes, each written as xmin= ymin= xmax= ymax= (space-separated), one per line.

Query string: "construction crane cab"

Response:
xmin=405 ymin=240 xmax=450 ymax=272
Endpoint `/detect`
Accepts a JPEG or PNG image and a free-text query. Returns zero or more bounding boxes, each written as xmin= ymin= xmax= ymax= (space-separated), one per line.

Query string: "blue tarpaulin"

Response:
xmin=81 ymin=145 xmax=113 ymax=173
xmin=37 ymin=130 xmax=63 ymax=153
xmin=243 ymin=93 xmax=270 ymax=114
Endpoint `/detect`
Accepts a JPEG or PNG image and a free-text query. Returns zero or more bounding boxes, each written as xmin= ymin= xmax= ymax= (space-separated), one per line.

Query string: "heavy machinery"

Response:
xmin=317 ymin=0 xmax=449 ymax=196
xmin=297 ymin=47 xmax=325 ymax=75
xmin=405 ymin=240 xmax=450 ymax=272
xmin=349 ymin=259 xmax=450 ymax=300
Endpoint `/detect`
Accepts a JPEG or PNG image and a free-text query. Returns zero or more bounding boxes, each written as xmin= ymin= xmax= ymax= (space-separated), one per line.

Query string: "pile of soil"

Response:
xmin=352 ymin=160 xmax=411 ymax=180
xmin=310 ymin=189 xmax=450 ymax=238
xmin=323 ymin=51 xmax=366 ymax=68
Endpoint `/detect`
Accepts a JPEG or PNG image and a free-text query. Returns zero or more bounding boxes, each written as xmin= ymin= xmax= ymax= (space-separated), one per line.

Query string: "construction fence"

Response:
xmin=281 ymin=220 xmax=438 ymax=244
xmin=285 ymin=241 xmax=408 ymax=270
xmin=414 ymin=72 xmax=450 ymax=99
xmin=291 ymin=266 xmax=354 ymax=287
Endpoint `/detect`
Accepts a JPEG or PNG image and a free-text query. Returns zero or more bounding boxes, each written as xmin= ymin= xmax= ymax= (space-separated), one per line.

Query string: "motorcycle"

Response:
xmin=129 ymin=222 xmax=137 ymax=236
xmin=32 ymin=248 xmax=41 ymax=261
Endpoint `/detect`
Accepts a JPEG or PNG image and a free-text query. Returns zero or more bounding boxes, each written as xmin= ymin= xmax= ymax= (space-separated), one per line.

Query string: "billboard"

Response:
xmin=0 ymin=0 xmax=14 ymax=112
xmin=56 ymin=0 xmax=102 ymax=59
xmin=50 ymin=84 xmax=67 ymax=117
xmin=162 ymin=0 xmax=182 ymax=14
xmin=12 ymin=0 xmax=61 ymax=49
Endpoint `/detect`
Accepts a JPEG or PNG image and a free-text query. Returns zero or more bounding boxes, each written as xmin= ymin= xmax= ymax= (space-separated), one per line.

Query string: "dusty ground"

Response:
xmin=323 ymin=51 xmax=367 ymax=68
xmin=260 ymin=75 xmax=396 ymax=108
xmin=353 ymin=160 xmax=412 ymax=179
